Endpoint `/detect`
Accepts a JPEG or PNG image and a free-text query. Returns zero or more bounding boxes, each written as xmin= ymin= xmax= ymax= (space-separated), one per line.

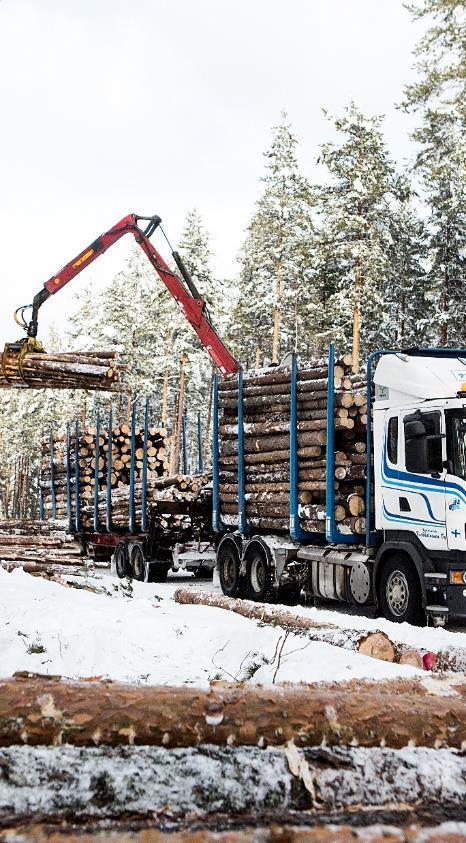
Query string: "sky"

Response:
xmin=0 ymin=0 xmax=426 ymax=342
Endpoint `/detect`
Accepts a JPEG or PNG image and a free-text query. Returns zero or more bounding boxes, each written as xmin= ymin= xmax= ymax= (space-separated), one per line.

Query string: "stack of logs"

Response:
xmin=0 ymin=350 xmax=126 ymax=391
xmin=218 ymin=355 xmax=370 ymax=536
xmin=0 ymin=519 xmax=83 ymax=571
xmin=81 ymin=473 xmax=212 ymax=535
xmin=40 ymin=425 xmax=171 ymax=522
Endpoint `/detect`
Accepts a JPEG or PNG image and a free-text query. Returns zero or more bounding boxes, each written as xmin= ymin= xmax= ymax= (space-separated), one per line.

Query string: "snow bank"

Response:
xmin=0 ymin=569 xmax=422 ymax=686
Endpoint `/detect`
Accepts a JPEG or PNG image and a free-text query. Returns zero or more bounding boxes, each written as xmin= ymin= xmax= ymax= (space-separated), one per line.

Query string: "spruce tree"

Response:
xmin=313 ymin=102 xmax=396 ymax=367
xmin=235 ymin=113 xmax=315 ymax=366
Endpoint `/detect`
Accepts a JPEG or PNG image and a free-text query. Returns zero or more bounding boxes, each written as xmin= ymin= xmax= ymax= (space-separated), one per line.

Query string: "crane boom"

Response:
xmin=17 ymin=213 xmax=238 ymax=376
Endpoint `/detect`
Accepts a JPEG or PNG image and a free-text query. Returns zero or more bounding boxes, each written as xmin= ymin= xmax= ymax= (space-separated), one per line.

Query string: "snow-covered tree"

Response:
xmin=313 ymin=103 xmax=396 ymax=366
xmin=235 ymin=114 xmax=315 ymax=365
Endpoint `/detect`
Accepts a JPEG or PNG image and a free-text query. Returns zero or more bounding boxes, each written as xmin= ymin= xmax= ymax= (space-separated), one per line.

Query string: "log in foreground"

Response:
xmin=0 ymin=350 xmax=125 ymax=391
xmin=1 ymin=673 xmax=465 ymax=748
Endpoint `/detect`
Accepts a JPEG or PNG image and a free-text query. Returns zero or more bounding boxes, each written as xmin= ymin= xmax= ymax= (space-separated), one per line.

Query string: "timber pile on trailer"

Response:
xmin=40 ymin=422 xmax=171 ymax=521
xmin=0 ymin=350 xmax=126 ymax=391
xmin=81 ymin=473 xmax=212 ymax=533
xmin=216 ymin=351 xmax=370 ymax=536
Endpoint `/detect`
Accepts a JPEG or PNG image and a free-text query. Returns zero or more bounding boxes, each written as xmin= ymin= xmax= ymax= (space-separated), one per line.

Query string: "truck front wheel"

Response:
xmin=378 ymin=554 xmax=423 ymax=625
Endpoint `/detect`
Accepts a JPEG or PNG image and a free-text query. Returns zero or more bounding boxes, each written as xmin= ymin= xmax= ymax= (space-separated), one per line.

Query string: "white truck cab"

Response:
xmin=373 ymin=351 xmax=466 ymax=625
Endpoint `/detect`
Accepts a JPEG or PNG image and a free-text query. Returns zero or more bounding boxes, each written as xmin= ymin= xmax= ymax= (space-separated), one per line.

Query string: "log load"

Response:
xmin=40 ymin=424 xmax=172 ymax=521
xmin=217 ymin=355 xmax=370 ymax=536
xmin=0 ymin=673 xmax=465 ymax=748
xmin=0 ymin=350 xmax=127 ymax=391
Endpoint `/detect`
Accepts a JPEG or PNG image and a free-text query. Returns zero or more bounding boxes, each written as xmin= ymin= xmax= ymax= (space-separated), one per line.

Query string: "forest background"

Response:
xmin=0 ymin=0 xmax=464 ymax=517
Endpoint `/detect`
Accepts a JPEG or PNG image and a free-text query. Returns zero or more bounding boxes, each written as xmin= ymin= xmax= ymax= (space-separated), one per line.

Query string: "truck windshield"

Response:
xmin=446 ymin=410 xmax=466 ymax=480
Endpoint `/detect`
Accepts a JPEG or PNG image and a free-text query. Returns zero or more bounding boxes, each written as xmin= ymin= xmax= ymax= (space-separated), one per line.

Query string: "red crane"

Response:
xmin=13 ymin=213 xmax=239 ymax=376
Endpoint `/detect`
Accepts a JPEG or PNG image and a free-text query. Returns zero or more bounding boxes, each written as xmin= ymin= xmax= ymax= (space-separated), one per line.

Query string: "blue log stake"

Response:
xmin=106 ymin=407 xmax=113 ymax=533
xmin=74 ymin=418 xmax=81 ymax=532
xmin=212 ymin=373 xmax=220 ymax=531
xmin=181 ymin=413 xmax=188 ymax=474
xmin=93 ymin=411 xmax=100 ymax=533
xmin=141 ymin=398 xmax=149 ymax=533
xmin=289 ymin=353 xmax=317 ymax=541
xmin=66 ymin=422 xmax=72 ymax=532
xmin=197 ymin=411 xmax=204 ymax=474
xmin=237 ymin=368 xmax=247 ymax=535
xmin=326 ymin=344 xmax=358 ymax=546
xmin=39 ymin=490 xmax=44 ymax=521
xmin=129 ymin=401 xmax=136 ymax=533
xmin=49 ymin=432 xmax=56 ymax=520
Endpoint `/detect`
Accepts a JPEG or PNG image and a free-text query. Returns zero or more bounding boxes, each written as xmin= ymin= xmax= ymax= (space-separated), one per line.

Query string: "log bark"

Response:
xmin=1 ymin=672 xmax=465 ymax=748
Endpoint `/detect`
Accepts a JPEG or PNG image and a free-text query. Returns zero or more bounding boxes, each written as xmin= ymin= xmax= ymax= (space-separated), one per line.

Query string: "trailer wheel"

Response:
xmin=378 ymin=554 xmax=424 ymax=625
xmin=114 ymin=541 xmax=130 ymax=579
xmin=148 ymin=563 xmax=171 ymax=583
xmin=131 ymin=544 xmax=146 ymax=582
xmin=218 ymin=539 xmax=242 ymax=598
xmin=245 ymin=544 xmax=273 ymax=602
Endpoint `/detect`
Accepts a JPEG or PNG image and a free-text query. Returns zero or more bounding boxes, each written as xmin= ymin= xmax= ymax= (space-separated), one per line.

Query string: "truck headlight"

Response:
xmin=450 ymin=570 xmax=466 ymax=585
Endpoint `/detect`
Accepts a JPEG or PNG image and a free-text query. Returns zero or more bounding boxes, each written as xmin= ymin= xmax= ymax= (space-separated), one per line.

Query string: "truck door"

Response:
xmin=382 ymin=408 xmax=447 ymax=551
xmin=444 ymin=409 xmax=466 ymax=551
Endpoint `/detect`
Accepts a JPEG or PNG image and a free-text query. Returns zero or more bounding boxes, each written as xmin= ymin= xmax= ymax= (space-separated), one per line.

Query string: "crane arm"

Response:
xmin=17 ymin=213 xmax=238 ymax=376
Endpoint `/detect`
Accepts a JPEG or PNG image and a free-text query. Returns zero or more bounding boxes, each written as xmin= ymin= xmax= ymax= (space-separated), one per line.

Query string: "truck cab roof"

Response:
xmin=374 ymin=352 xmax=466 ymax=404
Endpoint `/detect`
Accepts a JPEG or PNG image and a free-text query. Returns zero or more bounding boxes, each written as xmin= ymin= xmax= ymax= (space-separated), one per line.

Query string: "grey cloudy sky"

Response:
xmin=0 ymin=0 xmax=425 ymax=341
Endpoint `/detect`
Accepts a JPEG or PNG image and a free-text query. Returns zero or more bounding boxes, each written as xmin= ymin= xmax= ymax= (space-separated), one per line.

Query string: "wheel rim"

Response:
xmin=250 ymin=554 xmax=266 ymax=594
xmin=222 ymin=550 xmax=237 ymax=589
xmin=386 ymin=570 xmax=409 ymax=617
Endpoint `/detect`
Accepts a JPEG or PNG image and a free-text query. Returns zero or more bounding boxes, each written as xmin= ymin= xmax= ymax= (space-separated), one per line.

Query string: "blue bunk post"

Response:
xmin=106 ymin=407 xmax=113 ymax=533
xmin=325 ymin=344 xmax=336 ymax=542
xmin=237 ymin=368 xmax=247 ymax=535
xmin=212 ymin=373 xmax=220 ymax=531
xmin=289 ymin=353 xmax=318 ymax=541
xmin=181 ymin=413 xmax=188 ymax=474
xmin=129 ymin=400 xmax=136 ymax=533
xmin=49 ymin=432 xmax=56 ymax=520
xmin=197 ymin=411 xmax=204 ymax=474
xmin=93 ymin=411 xmax=100 ymax=533
xmin=74 ymin=418 xmax=81 ymax=532
xmin=39 ymin=490 xmax=44 ymax=521
xmin=65 ymin=422 xmax=72 ymax=532
xmin=141 ymin=398 xmax=149 ymax=533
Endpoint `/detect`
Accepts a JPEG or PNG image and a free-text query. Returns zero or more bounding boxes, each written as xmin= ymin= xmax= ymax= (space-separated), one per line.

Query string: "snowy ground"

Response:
xmin=0 ymin=566 xmax=464 ymax=688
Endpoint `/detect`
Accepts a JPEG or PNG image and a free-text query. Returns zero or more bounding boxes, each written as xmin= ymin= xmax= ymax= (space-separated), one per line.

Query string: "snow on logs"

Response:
xmin=0 ymin=520 xmax=83 ymax=568
xmin=0 ymin=350 xmax=126 ymax=391
xmin=0 ymin=673 xmax=465 ymax=748
xmin=217 ymin=356 xmax=369 ymax=534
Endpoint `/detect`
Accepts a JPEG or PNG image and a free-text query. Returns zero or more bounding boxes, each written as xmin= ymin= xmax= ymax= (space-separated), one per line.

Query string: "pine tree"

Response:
xmin=235 ymin=113 xmax=315 ymax=366
xmin=403 ymin=0 xmax=466 ymax=124
xmin=313 ymin=102 xmax=396 ymax=367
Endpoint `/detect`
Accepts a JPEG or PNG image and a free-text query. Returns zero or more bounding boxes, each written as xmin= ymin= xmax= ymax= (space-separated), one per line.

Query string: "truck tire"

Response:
xmin=378 ymin=554 xmax=424 ymax=625
xmin=148 ymin=563 xmax=170 ymax=583
xmin=114 ymin=541 xmax=130 ymax=578
xmin=245 ymin=544 xmax=274 ymax=603
xmin=131 ymin=544 xmax=146 ymax=582
xmin=218 ymin=539 xmax=242 ymax=598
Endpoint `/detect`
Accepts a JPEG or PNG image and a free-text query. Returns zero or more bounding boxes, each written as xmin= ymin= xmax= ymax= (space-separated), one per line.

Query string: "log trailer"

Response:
xmin=213 ymin=348 xmax=466 ymax=627
xmin=10 ymin=213 xmax=466 ymax=625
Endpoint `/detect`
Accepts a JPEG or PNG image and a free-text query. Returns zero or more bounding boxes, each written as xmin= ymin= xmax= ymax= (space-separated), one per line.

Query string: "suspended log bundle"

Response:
xmin=217 ymin=355 xmax=370 ymax=536
xmin=0 ymin=350 xmax=127 ymax=391
xmin=40 ymin=425 xmax=171 ymax=521
xmin=0 ymin=519 xmax=83 ymax=566
xmin=79 ymin=472 xmax=212 ymax=535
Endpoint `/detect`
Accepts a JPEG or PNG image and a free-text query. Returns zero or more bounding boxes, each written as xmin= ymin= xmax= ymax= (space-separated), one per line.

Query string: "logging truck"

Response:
xmin=214 ymin=347 xmax=466 ymax=627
